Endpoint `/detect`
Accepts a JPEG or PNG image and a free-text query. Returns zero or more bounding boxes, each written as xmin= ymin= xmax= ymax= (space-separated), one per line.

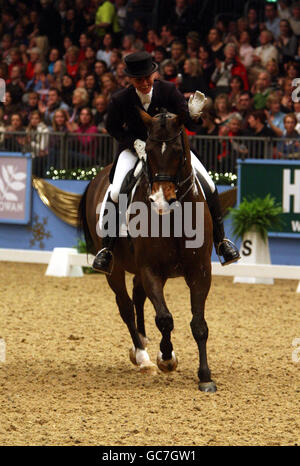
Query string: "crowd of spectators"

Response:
xmin=1 ymin=0 xmax=300 ymax=167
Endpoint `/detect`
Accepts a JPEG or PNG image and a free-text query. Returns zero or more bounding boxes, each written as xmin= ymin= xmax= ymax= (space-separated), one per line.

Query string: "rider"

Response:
xmin=92 ymin=51 xmax=240 ymax=274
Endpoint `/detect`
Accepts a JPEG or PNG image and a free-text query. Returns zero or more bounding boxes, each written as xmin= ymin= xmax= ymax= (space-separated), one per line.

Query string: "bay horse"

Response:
xmin=78 ymin=110 xmax=216 ymax=392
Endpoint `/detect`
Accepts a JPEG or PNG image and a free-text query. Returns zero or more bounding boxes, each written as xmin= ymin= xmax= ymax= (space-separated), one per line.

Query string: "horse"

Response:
xmin=78 ymin=110 xmax=217 ymax=392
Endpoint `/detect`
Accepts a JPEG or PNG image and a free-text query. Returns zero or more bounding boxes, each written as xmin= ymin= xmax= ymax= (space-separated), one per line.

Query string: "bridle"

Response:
xmin=143 ymin=114 xmax=194 ymax=201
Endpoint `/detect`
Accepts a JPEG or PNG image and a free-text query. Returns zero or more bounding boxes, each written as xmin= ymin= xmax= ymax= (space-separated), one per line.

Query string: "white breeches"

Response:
xmin=110 ymin=149 xmax=215 ymax=203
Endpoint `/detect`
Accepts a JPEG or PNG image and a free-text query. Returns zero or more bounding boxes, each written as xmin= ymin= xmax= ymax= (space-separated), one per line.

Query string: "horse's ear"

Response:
xmin=137 ymin=107 xmax=153 ymax=129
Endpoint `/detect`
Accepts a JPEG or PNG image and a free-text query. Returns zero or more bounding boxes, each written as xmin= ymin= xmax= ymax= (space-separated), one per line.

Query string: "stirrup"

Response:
xmin=216 ymin=238 xmax=240 ymax=267
xmin=92 ymin=247 xmax=114 ymax=275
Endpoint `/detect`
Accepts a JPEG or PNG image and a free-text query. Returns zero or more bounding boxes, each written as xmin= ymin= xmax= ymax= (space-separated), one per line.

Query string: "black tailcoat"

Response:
xmin=105 ymin=79 xmax=200 ymax=182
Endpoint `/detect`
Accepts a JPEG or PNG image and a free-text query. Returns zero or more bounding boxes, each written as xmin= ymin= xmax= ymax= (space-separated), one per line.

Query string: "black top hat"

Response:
xmin=124 ymin=51 xmax=158 ymax=78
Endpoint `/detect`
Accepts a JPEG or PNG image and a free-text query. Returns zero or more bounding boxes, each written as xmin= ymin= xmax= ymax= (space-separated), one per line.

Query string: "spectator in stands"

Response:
xmin=160 ymin=24 xmax=177 ymax=54
xmin=26 ymin=110 xmax=49 ymax=161
xmin=73 ymin=107 xmax=98 ymax=163
xmin=278 ymin=0 xmax=292 ymax=20
xmin=36 ymin=0 xmax=62 ymax=48
xmin=47 ymin=108 xmax=71 ymax=170
xmin=25 ymin=62 xmax=49 ymax=98
xmin=84 ymin=46 xmax=97 ymax=70
xmin=218 ymin=112 xmax=249 ymax=162
xmin=288 ymin=1 xmax=300 ymax=36
xmin=39 ymin=88 xmax=70 ymax=127
xmin=94 ymin=60 xmax=109 ymax=84
xmin=21 ymin=91 xmax=39 ymax=125
xmin=62 ymin=7 xmax=86 ymax=43
xmin=281 ymin=77 xmax=294 ymax=112
xmin=93 ymin=94 xmax=108 ymax=133
xmin=265 ymin=92 xmax=286 ymax=137
xmin=7 ymin=47 xmax=23 ymax=78
xmin=236 ymin=91 xmax=253 ymax=130
xmin=153 ymin=46 xmax=168 ymax=68
xmin=211 ymin=43 xmax=249 ymax=95
xmin=263 ymin=2 xmax=281 ymax=40
xmin=100 ymin=72 xmax=119 ymax=100
xmin=275 ymin=19 xmax=297 ymax=64
xmin=179 ymin=58 xmax=207 ymax=98
xmin=265 ymin=59 xmax=280 ymax=89
xmin=207 ymin=27 xmax=225 ymax=61
xmin=276 ymin=113 xmax=300 ymax=158
xmin=96 ymin=33 xmax=114 ymax=67
xmin=197 ymin=109 xmax=219 ymax=136
xmin=6 ymin=65 xmax=25 ymax=104
xmin=47 ymin=48 xmax=60 ymax=76
xmin=238 ymin=30 xmax=254 ymax=69
xmin=144 ymin=29 xmax=162 ymax=54
xmin=61 ymin=75 xmax=75 ymax=107
xmin=228 ymin=75 xmax=244 ymax=110
xmin=168 ymin=40 xmax=186 ymax=75
xmin=252 ymin=30 xmax=279 ymax=72
xmin=24 ymin=47 xmax=42 ymax=81
xmin=1 ymin=34 xmax=13 ymax=63
xmin=108 ymin=49 xmax=122 ymax=74
xmin=76 ymin=61 xmax=89 ymax=88
xmin=186 ymin=31 xmax=200 ymax=59
xmin=121 ymin=34 xmax=137 ymax=57
xmin=214 ymin=93 xmax=232 ymax=129
xmin=66 ymin=46 xmax=81 ymax=79
xmin=115 ymin=61 xmax=129 ymax=88
xmin=1 ymin=91 xmax=21 ymax=126
xmin=85 ymin=74 xmax=101 ymax=106
xmin=247 ymin=7 xmax=260 ymax=47
xmin=252 ymin=71 xmax=273 ymax=110
xmin=52 ymin=59 xmax=67 ymax=84
xmin=89 ymin=0 xmax=121 ymax=41
xmin=198 ymin=44 xmax=215 ymax=89
xmin=69 ymin=87 xmax=89 ymax=127
xmin=285 ymin=61 xmax=300 ymax=81
xmin=248 ymin=109 xmax=277 ymax=137
xmin=4 ymin=113 xmax=26 ymax=152
xmin=168 ymin=0 xmax=197 ymax=40
xmin=161 ymin=60 xmax=178 ymax=84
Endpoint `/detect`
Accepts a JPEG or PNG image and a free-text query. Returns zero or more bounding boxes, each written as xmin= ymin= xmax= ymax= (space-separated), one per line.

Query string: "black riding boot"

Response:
xmin=207 ymin=187 xmax=240 ymax=266
xmin=92 ymin=194 xmax=118 ymax=275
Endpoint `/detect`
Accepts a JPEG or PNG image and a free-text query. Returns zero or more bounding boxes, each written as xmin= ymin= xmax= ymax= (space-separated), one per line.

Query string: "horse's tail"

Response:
xmin=78 ymin=183 xmax=96 ymax=255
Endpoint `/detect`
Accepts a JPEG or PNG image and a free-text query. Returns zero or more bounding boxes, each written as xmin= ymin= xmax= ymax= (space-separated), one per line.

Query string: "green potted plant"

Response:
xmin=227 ymin=194 xmax=283 ymax=284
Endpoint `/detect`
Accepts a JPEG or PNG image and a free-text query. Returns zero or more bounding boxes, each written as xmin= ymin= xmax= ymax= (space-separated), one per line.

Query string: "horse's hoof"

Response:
xmin=140 ymin=361 xmax=157 ymax=375
xmin=199 ymin=381 xmax=217 ymax=393
xmin=157 ymin=351 xmax=178 ymax=373
xmin=129 ymin=347 xmax=138 ymax=366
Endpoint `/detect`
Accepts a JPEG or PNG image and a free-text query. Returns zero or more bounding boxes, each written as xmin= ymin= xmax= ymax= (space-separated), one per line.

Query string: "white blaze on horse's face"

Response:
xmin=149 ymin=186 xmax=170 ymax=215
xmin=161 ymin=142 xmax=167 ymax=154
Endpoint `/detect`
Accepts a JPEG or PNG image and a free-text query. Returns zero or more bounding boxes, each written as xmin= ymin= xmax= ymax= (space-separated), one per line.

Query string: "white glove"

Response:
xmin=188 ymin=91 xmax=207 ymax=120
xmin=134 ymin=139 xmax=147 ymax=161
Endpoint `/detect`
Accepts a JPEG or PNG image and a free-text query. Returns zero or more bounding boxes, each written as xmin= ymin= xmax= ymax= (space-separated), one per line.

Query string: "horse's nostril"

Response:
xmin=168 ymin=198 xmax=177 ymax=205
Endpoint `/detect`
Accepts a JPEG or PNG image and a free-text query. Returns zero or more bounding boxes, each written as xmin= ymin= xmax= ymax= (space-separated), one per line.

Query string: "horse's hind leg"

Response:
xmin=132 ymin=275 xmax=148 ymax=348
xmin=141 ymin=268 xmax=178 ymax=373
xmin=107 ymin=267 xmax=156 ymax=373
xmin=185 ymin=270 xmax=217 ymax=393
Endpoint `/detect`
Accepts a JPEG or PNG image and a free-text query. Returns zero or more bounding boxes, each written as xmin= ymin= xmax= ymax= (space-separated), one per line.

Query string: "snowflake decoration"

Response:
xmin=27 ymin=214 xmax=52 ymax=249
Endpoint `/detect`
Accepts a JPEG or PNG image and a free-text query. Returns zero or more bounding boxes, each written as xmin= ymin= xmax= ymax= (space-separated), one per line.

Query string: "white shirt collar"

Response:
xmin=136 ymin=87 xmax=153 ymax=107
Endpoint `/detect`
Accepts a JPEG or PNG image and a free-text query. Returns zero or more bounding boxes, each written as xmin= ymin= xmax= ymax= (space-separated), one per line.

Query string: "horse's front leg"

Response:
xmin=107 ymin=267 xmax=157 ymax=374
xmin=141 ymin=268 xmax=178 ymax=372
xmin=185 ymin=270 xmax=217 ymax=392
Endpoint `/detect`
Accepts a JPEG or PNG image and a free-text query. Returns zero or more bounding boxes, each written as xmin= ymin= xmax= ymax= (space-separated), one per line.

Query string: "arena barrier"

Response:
xmin=1 ymin=131 xmax=299 ymax=176
xmin=0 ymin=248 xmax=299 ymax=293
